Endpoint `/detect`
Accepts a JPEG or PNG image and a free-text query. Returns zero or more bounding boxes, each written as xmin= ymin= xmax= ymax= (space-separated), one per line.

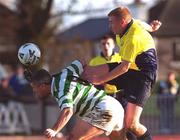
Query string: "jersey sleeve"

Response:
xmin=66 ymin=60 xmax=84 ymax=76
xmin=54 ymin=69 xmax=74 ymax=111
xmin=57 ymin=90 xmax=73 ymax=111
xmin=135 ymin=19 xmax=152 ymax=32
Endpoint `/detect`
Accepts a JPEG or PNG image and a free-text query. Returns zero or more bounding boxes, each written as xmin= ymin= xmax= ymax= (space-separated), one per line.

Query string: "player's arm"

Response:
xmin=85 ymin=61 xmax=130 ymax=85
xmin=102 ymin=60 xmax=130 ymax=81
xmin=82 ymin=64 xmax=109 ymax=77
xmin=77 ymin=57 xmax=110 ymax=78
xmin=136 ymin=19 xmax=162 ymax=32
xmin=84 ymin=37 xmax=137 ymax=85
xmin=44 ymin=107 xmax=73 ymax=138
xmin=45 ymin=75 xmax=74 ymax=139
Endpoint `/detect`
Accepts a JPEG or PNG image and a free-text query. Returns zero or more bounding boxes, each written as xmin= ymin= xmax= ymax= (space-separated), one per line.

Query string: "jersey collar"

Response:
xmin=120 ymin=19 xmax=133 ymax=38
xmin=100 ymin=51 xmax=115 ymax=61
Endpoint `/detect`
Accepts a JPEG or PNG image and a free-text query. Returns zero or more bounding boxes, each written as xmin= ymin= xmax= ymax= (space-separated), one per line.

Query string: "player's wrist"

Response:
xmin=51 ymin=127 xmax=59 ymax=134
xmin=44 ymin=128 xmax=58 ymax=138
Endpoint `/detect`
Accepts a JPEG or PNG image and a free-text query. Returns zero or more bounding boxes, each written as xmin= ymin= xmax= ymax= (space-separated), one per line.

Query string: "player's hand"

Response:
xmin=150 ymin=20 xmax=162 ymax=32
xmin=44 ymin=128 xmax=58 ymax=139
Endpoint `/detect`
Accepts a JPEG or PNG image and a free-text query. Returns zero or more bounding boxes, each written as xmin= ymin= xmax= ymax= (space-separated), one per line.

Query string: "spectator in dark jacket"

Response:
xmin=157 ymin=71 xmax=179 ymax=134
xmin=9 ymin=65 xmax=32 ymax=96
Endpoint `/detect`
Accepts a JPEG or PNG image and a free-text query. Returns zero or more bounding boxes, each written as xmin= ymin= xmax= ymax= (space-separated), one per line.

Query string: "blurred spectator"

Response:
xmin=9 ymin=65 xmax=33 ymax=97
xmin=89 ymin=35 xmax=121 ymax=66
xmin=89 ymin=35 xmax=121 ymax=91
xmin=157 ymin=71 xmax=180 ymax=134
xmin=0 ymin=78 xmax=15 ymax=98
xmin=0 ymin=64 xmax=15 ymax=99
xmin=0 ymin=64 xmax=7 ymax=83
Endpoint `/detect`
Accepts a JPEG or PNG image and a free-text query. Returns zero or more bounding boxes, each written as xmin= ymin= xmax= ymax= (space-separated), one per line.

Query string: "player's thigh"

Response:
xmin=69 ymin=120 xmax=104 ymax=140
xmin=71 ymin=118 xmax=88 ymax=135
xmin=125 ymin=102 xmax=143 ymax=127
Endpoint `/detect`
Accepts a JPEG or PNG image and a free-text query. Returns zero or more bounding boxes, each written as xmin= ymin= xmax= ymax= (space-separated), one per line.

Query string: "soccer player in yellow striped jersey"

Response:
xmin=83 ymin=7 xmax=162 ymax=140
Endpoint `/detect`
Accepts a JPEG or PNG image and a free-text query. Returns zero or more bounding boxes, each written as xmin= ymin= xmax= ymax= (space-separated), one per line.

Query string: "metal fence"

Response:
xmin=142 ymin=94 xmax=180 ymax=135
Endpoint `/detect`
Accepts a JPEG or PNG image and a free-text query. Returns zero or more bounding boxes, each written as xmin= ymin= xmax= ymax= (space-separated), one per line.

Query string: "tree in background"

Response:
xmin=0 ymin=0 xmax=62 ymax=66
xmin=0 ymin=0 xmax=117 ymax=69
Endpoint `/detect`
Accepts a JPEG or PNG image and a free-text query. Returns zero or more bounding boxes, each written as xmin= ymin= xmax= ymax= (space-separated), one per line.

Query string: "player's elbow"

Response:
xmin=63 ymin=108 xmax=73 ymax=116
xmin=121 ymin=64 xmax=129 ymax=73
xmin=122 ymin=66 xmax=129 ymax=73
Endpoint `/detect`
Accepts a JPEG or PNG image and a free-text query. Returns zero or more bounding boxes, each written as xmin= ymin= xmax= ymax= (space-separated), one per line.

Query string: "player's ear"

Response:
xmin=120 ymin=18 xmax=126 ymax=25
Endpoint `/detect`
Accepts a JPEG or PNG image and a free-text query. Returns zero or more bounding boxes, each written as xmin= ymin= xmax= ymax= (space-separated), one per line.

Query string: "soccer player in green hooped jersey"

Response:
xmin=83 ymin=7 xmax=162 ymax=140
xmin=30 ymin=60 xmax=125 ymax=140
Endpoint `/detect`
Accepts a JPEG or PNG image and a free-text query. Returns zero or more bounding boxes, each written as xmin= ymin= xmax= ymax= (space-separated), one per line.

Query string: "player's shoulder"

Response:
xmin=91 ymin=55 xmax=102 ymax=60
xmin=112 ymin=52 xmax=121 ymax=58
xmin=129 ymin=20 xmax=147 ymax=36
xmin=89 ymin=55 xmax=105 ymax=65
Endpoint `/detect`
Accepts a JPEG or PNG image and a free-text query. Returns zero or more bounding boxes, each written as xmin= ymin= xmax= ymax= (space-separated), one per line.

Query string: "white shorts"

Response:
xmin=80 ymin=95 xmax=124 ymax=135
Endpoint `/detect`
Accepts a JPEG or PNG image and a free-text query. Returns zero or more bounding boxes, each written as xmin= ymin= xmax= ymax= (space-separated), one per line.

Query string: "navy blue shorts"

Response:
xmin=107 ymin=63 xmax=156 ymax=107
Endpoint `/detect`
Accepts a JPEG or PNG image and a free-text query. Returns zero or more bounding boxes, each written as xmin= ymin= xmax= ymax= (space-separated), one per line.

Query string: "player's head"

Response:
xmin=100 ymin=35 xmax=115 ymax=57
xmin=108 ymin=6 xmax=132 ymax=34
xmin=31 ymin=69 xmax=52 ymax=99
xmin=167 ymin=71 xmax=176 ymax=81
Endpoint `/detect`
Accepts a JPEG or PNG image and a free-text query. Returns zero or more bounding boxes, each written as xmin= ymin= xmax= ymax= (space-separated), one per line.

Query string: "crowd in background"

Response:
xmin=0 ymin=64 xmax=33 ymax=99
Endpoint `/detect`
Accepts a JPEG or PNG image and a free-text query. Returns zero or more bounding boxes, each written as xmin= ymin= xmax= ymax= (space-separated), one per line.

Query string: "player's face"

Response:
xmin=100 ymin=38 xmax=114 ymax=57
xmin=168 ymin=73 xmax=176 ymax=81
xmin=31 ymin=83 xmax=50 ymax=99
xmin=109 ymin=16 xmax=122 ymax=34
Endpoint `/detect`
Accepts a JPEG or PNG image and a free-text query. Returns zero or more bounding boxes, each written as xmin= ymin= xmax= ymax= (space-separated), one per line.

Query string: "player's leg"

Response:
xmin=125 ymin=103 xmax=151 ymax=140
xmin=123 ymin=70 xmax=156 ymax=140
xmin=109 ymin=129 xmax=127 ymax=140
xmin=67 ymin=120 xmax=104 ymax=140
xmin=69 ymin=117 xmax=88 ymax=137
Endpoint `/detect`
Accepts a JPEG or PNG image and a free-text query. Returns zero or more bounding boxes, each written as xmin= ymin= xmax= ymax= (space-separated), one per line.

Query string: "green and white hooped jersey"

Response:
xmin=51 ymin=60 xmax=106 ymax=117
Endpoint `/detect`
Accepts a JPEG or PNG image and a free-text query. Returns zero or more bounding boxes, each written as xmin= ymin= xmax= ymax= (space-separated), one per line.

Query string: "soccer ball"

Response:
xmin=18 ymin=43 xmax=41 ymax=66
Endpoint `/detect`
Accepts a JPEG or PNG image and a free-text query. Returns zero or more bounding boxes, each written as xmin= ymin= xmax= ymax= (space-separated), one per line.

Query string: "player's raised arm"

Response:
xmin=136 ymin=19 xmax=162 ymax=32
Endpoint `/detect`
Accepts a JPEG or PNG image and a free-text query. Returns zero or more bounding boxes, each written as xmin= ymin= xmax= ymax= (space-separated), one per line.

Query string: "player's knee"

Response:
xmin=109 ymin=130 xmax=126 ymax=140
